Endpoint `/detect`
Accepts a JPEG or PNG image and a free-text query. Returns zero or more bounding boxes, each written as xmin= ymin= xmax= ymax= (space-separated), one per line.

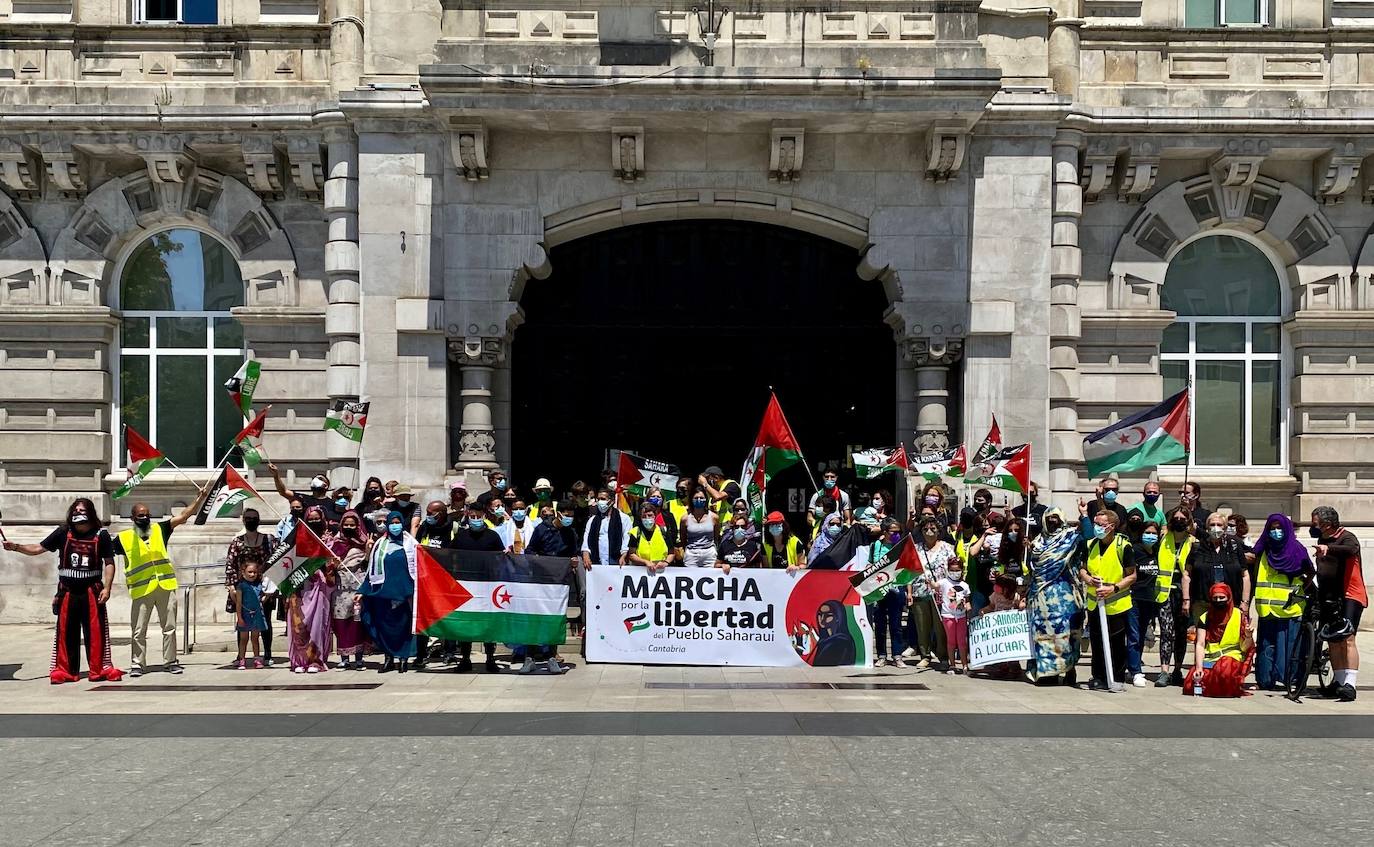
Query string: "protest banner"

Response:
xmin=587 ymin=566 xmax=872 ymax=668
xmin=967 ymin=609 xmax=1033 ymax=669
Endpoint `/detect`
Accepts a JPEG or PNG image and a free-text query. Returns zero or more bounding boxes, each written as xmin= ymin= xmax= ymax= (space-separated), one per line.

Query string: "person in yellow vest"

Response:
xmin=1078 ymin=509 xmax=1136 ymax=691
xmin=698 ymin=466 xmax=742 ymax=525
xmin=1148 ymin=507 xmax=1196 ymax=688
xmin=762 ymin=511 xmax=806 ymax=571
xmin=627 ymin=502 xmax=677 ymax=573
xmin=1251 ymin=513 xmax=1314 ymax=691
xmin=113 ymin=489 xmax=208 ymax=677
xmin=1187 ymin=582 xmax=1254 ymax=697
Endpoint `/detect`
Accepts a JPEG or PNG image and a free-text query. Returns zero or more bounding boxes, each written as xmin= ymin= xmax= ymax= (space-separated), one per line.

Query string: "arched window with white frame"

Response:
xmin=1159 ymin=234 xmax=1285 ymax=470
xmin=117 ymin=228 xmax=245 ymax=468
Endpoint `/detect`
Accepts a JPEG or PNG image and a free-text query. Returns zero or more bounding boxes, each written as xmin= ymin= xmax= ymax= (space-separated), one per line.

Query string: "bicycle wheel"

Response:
xmin=1314 ymin=646 xmax=1332 ymax=692
xmin=1286 ymin=621 xmax=1317 ymax=698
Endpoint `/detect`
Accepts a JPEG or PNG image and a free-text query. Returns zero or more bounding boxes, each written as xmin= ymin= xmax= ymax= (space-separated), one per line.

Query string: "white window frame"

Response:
xmin=1219 ymin=0 xmax=1269 ymax=26
xmin=1159 ymin=232 xmax=1289 ymax=475
xmin=133 ymin=0 xmax=219 ymax=24
xmin=112 ymin=227 xmax=245 ymax=472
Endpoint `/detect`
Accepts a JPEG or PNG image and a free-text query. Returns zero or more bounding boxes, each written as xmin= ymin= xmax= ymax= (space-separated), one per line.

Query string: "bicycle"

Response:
xmin=1283 ymin=590 xmax=1334 ymax=702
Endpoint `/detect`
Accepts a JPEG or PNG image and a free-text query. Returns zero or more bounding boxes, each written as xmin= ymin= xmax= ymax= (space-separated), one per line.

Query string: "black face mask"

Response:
xmin=306 ymin=521 xmax=326 ymax=533
xmin=291 ymin=509 xmax=305 ymax=519
xmin=243 ymin=518 xmax=260 ymax=532
xmin=133 ymin=516 xmax=151 ymax=529
xmin=1309 ymin=525 xmax=1323 ymax=540
xmin=1169 ymin=517 xmax=1189 ymax=531
xmin=1209 ymin=598 xmax=1228 ymax=610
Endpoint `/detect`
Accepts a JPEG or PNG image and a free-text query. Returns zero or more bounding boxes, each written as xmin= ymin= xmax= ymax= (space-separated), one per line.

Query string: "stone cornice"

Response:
xmin=0 ymin=306 xmax=117 ymax=327
xmin=1284 ymin=310 xmax=1374 ymax=334
xmin=1062 ymin=109 xmax=1374 ymax=134
xmin=1079 ymin=26 xmax=1374 ymax=45
xmin=0 ymin=105 xmax=343 ymax=133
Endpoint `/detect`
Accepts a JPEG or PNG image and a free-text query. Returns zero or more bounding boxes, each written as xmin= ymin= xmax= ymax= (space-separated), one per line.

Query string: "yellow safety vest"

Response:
xmin=116 ymin=523 xmax=179 ymax=600
xmin=766 ymin=536 xmax=804 ymax=568
xmin=1085 ymin=535 xmax=1133 ymax=614
xmin=1201 ymin=609 xmax=1244 ymax=664
xmin=629 ymin=525 xmax=670 ymax=563
xmin=668 ymin=499 xmax=689 ymax=531
xmin=715 ymin=479 xmax=739 ymax=522
xmin=1254 ymin=554 xmax=1303 ymax=619
xmin=1154 ymin=533 xmax=1193 ymax=604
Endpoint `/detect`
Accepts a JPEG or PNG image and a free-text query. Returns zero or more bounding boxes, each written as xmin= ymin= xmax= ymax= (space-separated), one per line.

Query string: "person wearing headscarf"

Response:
xmin=1025 ymin=502 xmax=1089 ymax=684
xmin=286 ymin=505 xmax=335 ymax=674
xmin=1251 ymin=513 xmax=1314 ymax=691
xmin=1187 ymin=582 xmax=1253 ymax=697
xmin=359 ymin=510 xmax=418 ymax=672
xmin=808 ymin=512 xmax=847 ymax=563
xmin=327 ymin=510 xmax=372 ymax=669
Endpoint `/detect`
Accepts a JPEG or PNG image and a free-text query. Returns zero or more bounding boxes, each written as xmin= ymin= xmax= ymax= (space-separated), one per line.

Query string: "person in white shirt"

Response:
xmin=486 ymin=498 xmax=515 ymax=551
xmin=581 ymin=489 xmax=630 ymax=568
xmin=936 ymin=562 xmax=973 ymax=675
xmin=507 ymin=498 xmax=537 ymax=554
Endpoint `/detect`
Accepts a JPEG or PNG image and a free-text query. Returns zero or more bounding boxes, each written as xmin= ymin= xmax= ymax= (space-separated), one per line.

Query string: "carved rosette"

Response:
xmin=903 ymin=336 xmax=964 ymax=367
xmin=913 ymin=431 xmax=951 ymax=454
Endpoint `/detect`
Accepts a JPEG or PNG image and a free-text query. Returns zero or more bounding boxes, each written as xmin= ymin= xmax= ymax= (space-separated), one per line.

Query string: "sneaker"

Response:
xmin=874 ymin=657 xmax=887 ymax=667
xmin=253 ymin=659 xmax=264 ymax=669
xmin=546 ymin=658 xmax=564 ymax=675
xmin=946 ymin=669 xmax=955 ymax=675
xmin=1338 ymin=684 xmax=1358 ymax=702
xmin=293 ymin=667 xmax=305 ymax=674
xmin=263 ymin=658 xmax=274 ymax=668
xmin=128 ymin=667 xmax=144 ymax=679
xmin=49 ymin=669 xmax=77 ymax=684
xmin=1170 ymin=668 xmax=1183 ymax=686
xmin=1087 ymin=678 xmax=1106 ymax=691
xmin=900 ymin=647 xmax=918 ymax=658
xmin=916 ymin=657 xmax=931 ymax=670
xmin=236 ymin=659 xmax=246 ymax=670
xmin=518 ymin=658 xmax=536 ymax=675
xmin=893 ymin=656 xmax=908 ymax=669
xmin=165 ymin=663 xmax=183 ymax=675
xmin=1132 ymin=673 xmax=1147 ymax=688
xmin=1154 ymin=673 xmax=1171 ymax=688
xmin=306 ymin=666 xmax=320 ymax=674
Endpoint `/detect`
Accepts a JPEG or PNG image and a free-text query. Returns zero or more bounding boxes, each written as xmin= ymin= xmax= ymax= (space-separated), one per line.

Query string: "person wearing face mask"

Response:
xmin=1178 ymin=481 xmax=1209 ymax=541
xmin=667 ymin=479 xmax=692 ymax=531
xmin=953 ymin=509 xmax=987 ymax=612
xmin=357 ymin=476 xmax=387 ymax=516
xmin=476 ymin=469 xmax=510 ymax=512
xmin=528 ymin=502 xmax=584 ymax=640
xmin=629 ymin=503 xmax=679 ymax=573
xmin=531 ymin=476 xmax=555 ymax=512
xmin=904 ymin=515 xmax=954 ymax=669
xmin=642 ymin=487 xmax=679 ymax=549
xmin=1182 ymin=512 xmax=1251 ymax=629
xmin=329 ymin=488 xmax=353 ymax=528
xmin=1085 ymin=478 xmax=1129 ymax=527
xmin=359 ymin=510 xmax=419 ymax=673
xmin=679 ymin=486 xmax=722 ymax=568
xmin=971 ymin=488 xmax=994 ymax=518
xmin=277 ymin=497 xmax=306 ymax=544
xmin=412 ymin=500 xmax=459 ymax=668
xmin=1079 ymin=509 xmax=1136 ymax=691
xmin=1124 ymin=521 xmax=1165 ymax=688
xmin=506 ymin=498 xmax=538 ymax=555
xmin=1150 ymin=506 xmax=1196 ymax=687
xmin=763 ymin=512 xmax=805 ymax=572
xmin=698 ymin=466 xmax=743 ymax=526
xmin=808 ymin=512 xmax=850 ymax=565
xmin=1026 ymin=503 xmax=1089 ymax=685
xmin=581 ymin=488 xmax=630 ymax=572
xmin=1249 ymin=514 xmax=1313 ymax=692
xmin=1308 ymin=506 xmax=1363 ymax=700
xmin=865 ymin=518 xmax=909 ymax=668
xmin=1186 ymin=582 xmax=1254 ymax=697
xmin=266 ymin=463 xmax=336 ymax=523
xmin=384 ymin=484 xmax=420 ymax=535
xmin=6 ymin=498 xmax=123 ymax=684
xmin=448 ymin=504 xmax=504 ymax=672
xmin=716 ymin=515 xmax=762 ymax=575
xmin=1012 ymin=480 xmax=1047 ymax=541
xmin=1128 ymin=481 xmax=1167 ymax=529
xmin=445 ymin=479 xmax=468 ymax=524
xmin=994 ymin=517 xmax=1028 ymax=581
xmin=870 ymin=489 xmax=894 ymax=521
xmin=286 ymin=506 xmax=335 ymax=674
xmin=111 ymin=489 xmax=208 ymax=677
xmin=224 ymin=508 xmax=278 ymax=667
xmin=326 ymin=511 xmax=372 ymax=670
xmin=484 ymin=496 xmax=516 ymax=552
xmin=919 ymin=482 xmax=952 ymax=529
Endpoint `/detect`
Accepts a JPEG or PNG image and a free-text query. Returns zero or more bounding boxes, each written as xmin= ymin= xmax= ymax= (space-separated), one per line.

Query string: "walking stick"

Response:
xmin=1097 ymin=600 xmax=1123 ymax=693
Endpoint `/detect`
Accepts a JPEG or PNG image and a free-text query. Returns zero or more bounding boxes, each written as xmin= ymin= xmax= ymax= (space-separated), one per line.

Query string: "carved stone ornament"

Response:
xmin=459 ymin=429 xmax=497 ymax=458
xmin=447 ymin=336 xmax=505 ymax=366
xmin=286 ymin=137 xmax=324 ymax=200
xmin=0 ymin=137 xmax=42 ymax=199
xmin=1316 ymin=144 xmax=1364 ymax=206
xmin=611 ymin=126 xmax=644 ymax=183
xmin=241 ymin=135 xmax=284 ymax=200
xmin=1116 ymin=156 xmax=1158 ymax=203
xmin=924 ymin=126 xmax=967 ymax=183
xmin=39 ymin=141 xmax=86 ymax=196
xmin=903 ymin=336 xmax=964 ymax=366
xmin=913 ymin=430 xmax=951 ymax=454
xmin=451 ymin=124 xmax=489 ymax=182
xmin=769 ymin=127 xmax=804 ymax=183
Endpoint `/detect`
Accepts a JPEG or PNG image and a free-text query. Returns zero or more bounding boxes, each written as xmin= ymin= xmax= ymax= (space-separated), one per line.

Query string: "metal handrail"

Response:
xmin=179 ymin=561 xmax=226 ymax=654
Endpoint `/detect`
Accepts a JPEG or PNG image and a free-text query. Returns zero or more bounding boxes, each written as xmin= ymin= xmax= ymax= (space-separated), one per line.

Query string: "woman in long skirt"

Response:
xmin=287 ymin=506 xmax=335 ymax=673
xmin=327 ymin=511 xmax=372 ymax=669
xmin=359 ymin=510 xmax=418 ymax=673
xmin=1027 ymin=505 xmax=1088 ymax=684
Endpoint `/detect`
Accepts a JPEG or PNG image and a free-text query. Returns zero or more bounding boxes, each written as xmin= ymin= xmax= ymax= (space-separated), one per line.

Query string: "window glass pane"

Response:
xmin=121 ymin=229 xmax=243 ymax=312
xmin=144 ymin=0 xmax=177 ymax=20
xmin=213 ymin=316 xmax=243 ymax=349
xmin=1195 ymin=322 xmax=1245 ymax=354
xmin=1161 ymin=362 xmax=1189 ymax=465
xmin=1185 ymin=0 xmax=1219 ymax=26
xmin=1162 ymin=235 xmax=1280 ymax=317
xmin=1251 ymin=361 xmax=1281 ymax=466
xmin=1195 ymin=361 xmax=1245 ymax=465
xmin=122 ymin=316 xmax=149 ymax=348
xmin=182 ymin=0 xmax=219 ymax=24
xmin=157 ymin=316 xmax=208 ymax=349
xmin=157 ymin=356 xmax=208 ymax=467
xmin=120 ymin=355 xmax=150 ymax=440
xmin=1223 ymin=0 xmax=1260 ymax=24
xmin=1253 ymin=322 xmax=1280 ymax=353
xmin=1161 ymin=323 xmax=1189 ymax=353
xmin=214 ymin=357 xmax=246 ymax=467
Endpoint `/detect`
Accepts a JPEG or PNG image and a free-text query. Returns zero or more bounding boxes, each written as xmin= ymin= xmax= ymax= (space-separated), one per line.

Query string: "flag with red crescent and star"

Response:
xmin=415 ymin=547 xmax=570 ymax=645
xmin=1082 ymin=389 xmax=1190 ymax=477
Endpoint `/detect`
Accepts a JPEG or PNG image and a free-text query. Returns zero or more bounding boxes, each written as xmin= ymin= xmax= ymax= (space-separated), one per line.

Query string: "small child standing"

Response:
xmin=937 ymin=562 xmax=972 ymax=674
xmin=235 ymin=562 xmax=276 ymax=670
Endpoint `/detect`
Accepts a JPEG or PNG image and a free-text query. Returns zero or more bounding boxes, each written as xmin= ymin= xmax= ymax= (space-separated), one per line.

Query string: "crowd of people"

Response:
xmin=3 ymin=464 xmax=1365 ymax=701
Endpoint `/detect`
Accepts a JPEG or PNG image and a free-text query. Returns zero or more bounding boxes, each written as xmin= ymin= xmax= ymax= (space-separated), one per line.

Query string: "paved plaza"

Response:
xmin=1 ymin=625 xmax=1371 ymax=846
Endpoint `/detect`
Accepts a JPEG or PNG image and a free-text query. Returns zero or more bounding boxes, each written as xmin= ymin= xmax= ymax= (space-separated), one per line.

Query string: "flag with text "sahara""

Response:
xmin=1083 ymin=388 xmax=1190 ymax=477
xmin=112 ymin=426 xmax=166 ymax=500
xmin=195 ymin=465 xmax=262 ymax=525
xmin=224 ymin=359 xmax=260 ymax=419
xmin=262 ymin=522 xmax=334 ymax=597
xmin=970 ymin=415 xmax=1003 ymax=466
xmin=324 ymin=400 xmax=369 ymax=443
xmin=232 ymin=405 xmax=271 ymax=467
xmin=852 ymin=445 xmax=908 ymax=479
xmin=415 ymin=548 xmax=569 ymax=645
xmin=849 ymin=533 xmax=922 ymax=605
xmin=910 ymin=445 xmax=967 ymax=482
xmin=616 ymin=450 xmax=681 ymax=497
xmin=740 ymin=392 xmax=805 ymax=526
xmin=963 ymin=442 xmax=1031 ymax=495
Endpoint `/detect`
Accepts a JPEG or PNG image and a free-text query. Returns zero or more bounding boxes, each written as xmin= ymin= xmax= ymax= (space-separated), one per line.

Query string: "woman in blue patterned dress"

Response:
xmin=1027 ymin=501 xmax=1089 ymax=684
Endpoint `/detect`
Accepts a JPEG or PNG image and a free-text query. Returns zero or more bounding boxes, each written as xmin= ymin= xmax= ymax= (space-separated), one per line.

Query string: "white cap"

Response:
xmin=534 ymin=477 xmax=553 ymax=490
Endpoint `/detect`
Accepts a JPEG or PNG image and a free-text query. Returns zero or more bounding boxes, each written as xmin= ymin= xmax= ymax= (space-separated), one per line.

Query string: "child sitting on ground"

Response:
xmin=974 ymin=574 xmax=1028 ymax=679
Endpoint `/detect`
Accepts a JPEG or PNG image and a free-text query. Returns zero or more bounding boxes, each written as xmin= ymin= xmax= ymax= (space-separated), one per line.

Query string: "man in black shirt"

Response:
xmin=1012 ymin=480 xmax=1048 ymax=541
xmin=450 ymin=503 xmax=504 ymax=673
xmin=1311 ymin=506 xmax=1365 ymax=700
xmin=1178 ymin=481 xmax=1209 ymax=542
xmin=1085 ymin=478 xmax=1129 ymax=527
xmin=266 ymin=463 xmax=340 ymax=523
xmin=413 ymin=500 xmax=458 ymax=668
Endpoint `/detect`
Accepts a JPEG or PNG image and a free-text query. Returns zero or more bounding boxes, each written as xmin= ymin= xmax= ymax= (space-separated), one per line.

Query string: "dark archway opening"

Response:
xmin=512 ymin=220 xmax=895 ymax=513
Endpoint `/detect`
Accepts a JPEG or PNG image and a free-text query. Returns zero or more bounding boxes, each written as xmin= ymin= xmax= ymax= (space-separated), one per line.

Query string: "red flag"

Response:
xmin=756 ymin=392 xmax=801 ymax=452
xmin=414 ymin=547 xmax=474 ymax=633
xmin=124 ymin=426 xmax=162 ymax=466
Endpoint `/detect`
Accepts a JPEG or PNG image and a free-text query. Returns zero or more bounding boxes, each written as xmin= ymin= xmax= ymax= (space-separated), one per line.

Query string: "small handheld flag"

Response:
xmin=324 ymin=400 xmax=369 ymax=443
xmin=963 ymin=442 xmax=1031 ymax=495
xmin=910 ymin=445 xmax=966 ymax=482
xmin=195 ymin=466 xmax=262 ymax=524
xmin=852 ymin=445 xmax=908 ymax=480
xmin=112 ymin=427 xmax=166 ymax=500
xmin=224 ymin=360 xmax=260 ymax=419
xmin=232 ymin=406 xmax=271 ymax=467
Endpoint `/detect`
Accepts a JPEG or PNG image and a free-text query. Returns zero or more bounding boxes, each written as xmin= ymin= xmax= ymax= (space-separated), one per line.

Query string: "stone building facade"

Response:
xmin=1 ymin=1 xmax=1371 ymax=621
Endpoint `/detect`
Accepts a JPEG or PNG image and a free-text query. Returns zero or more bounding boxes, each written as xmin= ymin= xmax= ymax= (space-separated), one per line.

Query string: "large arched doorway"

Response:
xmin=512 ymin=220 xmax=896 ymax=503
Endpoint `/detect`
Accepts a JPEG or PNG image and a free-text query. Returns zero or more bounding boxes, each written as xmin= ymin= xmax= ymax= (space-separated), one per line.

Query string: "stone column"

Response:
xmin=1049 ymin=130 xmax=1084 ymax=495
xmin=492 ymin=351 xmax=513 ymax=476
xmin=903 ymin=336 xmax=963 ymax=454
xmin=449 ymin=336 xmax=502 ymax=477
xmin=324 ymin=126 xmax=361 ymax=484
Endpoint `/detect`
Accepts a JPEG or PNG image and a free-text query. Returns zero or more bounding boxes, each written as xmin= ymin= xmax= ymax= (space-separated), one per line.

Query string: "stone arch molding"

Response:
xmin=50 ymin=167 xmax=300 ymax=310
xmin=1108 ymin=174 xmax=1356 ymax=312
xmin=1353 ymin=228 xmax=1374 ymax=311
xmin=0 ymin=190 xmax=52 ymax=307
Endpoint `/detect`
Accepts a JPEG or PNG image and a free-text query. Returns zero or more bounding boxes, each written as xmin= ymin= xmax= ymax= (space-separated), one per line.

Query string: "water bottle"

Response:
xmin=1193 ymin=672 xmax=1203 ymax=698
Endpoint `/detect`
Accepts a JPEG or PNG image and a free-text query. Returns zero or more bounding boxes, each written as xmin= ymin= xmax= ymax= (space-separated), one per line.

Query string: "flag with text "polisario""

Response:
xmin=970 ymin=415 xmax=1003 ymax=466
xmin=262 ymin=522 xmax=334 ymax=597
xmin=852 ymin=445 xmax=908 ymax=479
xmin=963 ymin=442 xmax=1031 ymax=495
xmin=1083 ymin=388 xmax=1190 ymax=477
xmin=324 ymin=400 xmax=369 ymax=443
xmin=232 ymin=405 xmax=271 ymax=467
xmin=616 ymin=450 xmax=681 ymax=497
xmin=910 ymin=445 xmax=966 ymax=482
xmin=849 ymin=533 xmax=922 ymax=605
xmin=740 ymin=392 xmax=805 ymax=526
xmin=224 ymin=359 xmax=260 ymax=419
xmin=415 ymin=547 xmax=570 ymax=645
xmin=112 ymin=426 xmax=166 ymax=500
xmin=195 ymin=465 xmax=262 ymax=524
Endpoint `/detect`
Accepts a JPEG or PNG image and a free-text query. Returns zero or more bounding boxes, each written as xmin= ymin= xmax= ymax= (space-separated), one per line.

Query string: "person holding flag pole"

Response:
xmin=1079 ymin=508 xmax=1137 ymax=692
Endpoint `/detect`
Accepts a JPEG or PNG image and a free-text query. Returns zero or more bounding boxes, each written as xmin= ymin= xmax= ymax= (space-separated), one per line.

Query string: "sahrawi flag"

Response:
xmin=416 ymin=548 xmax=569 ymax=644
xmin=970 ymin=415 xmax=1003 ymax=465
xmin=910 ymin=445 xmax=966 ymax=482
xmin=112 ymin=427 xmax=165 ymax=500
xmin=195 ymin=466 xmax=261 ymax=525
xmin=232 ymin=405 xmax=271 ymax=467
xmin=262 ymin=523 xmax=333 ymax=597
xmin=616 ymin=450 xmax=681 ymax=497
xmin=963 ymin=442 xmax=1031 ymax=494
xmin=223 ymin=359 xmax=260 ymax=419
xmin=739 ymin=392 xmax=805 ymax=526
xmin=852 ymin=445 xmax=908 ymax=479
xmin=1083 ymin=388 xmax=1190 ymax=477
xmin=324 ymin=400 xmax=369 ymax=443
xmin=849 ymin=534 xmax=921 ymax=604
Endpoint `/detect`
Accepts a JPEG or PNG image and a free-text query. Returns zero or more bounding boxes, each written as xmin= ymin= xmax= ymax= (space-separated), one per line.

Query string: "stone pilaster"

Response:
xmin=324 ymin=126 xmax=362 ymax=484
xmin=901 ymin=336 xmax=963 ymax=454
xmin=1049 ymin=130 xmax=1084 ymax=495
xmin=449 ymin=336 xmax=504 ymax=476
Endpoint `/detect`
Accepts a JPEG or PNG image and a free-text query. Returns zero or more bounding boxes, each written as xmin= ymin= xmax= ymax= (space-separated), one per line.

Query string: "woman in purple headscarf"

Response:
xmin=1250 ymin=513 xmax=1315 ymax=690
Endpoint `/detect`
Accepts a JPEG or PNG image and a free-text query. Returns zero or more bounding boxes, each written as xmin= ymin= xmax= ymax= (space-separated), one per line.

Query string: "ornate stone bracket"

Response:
xmin=1316 ymin=143 xmax=1364 ymax=206
xmin=241 ymin=135 xmax=284 ymax=200
xmin=1116 ymin=141 xmax=1159 ymax=203
xmin=446 ymin=335 xmax=505 ymax=367
xmin=1080 ymin=138 xmax=1121 ymax=204
xmin=902 ymin=336 xmax=964 ymax=367
xmin=0 ymin=137 xmax=42 ymax=199
xmin=451 ymin=124 xmax=489 ymax=182
xmin=38 ymin=139 xmax=86 ymax=196
xmin=1210 ymin=140 xmax=1269 ymax=218
xmin=133 ymin=134 xmax=194 ymax=210
xmin=286 ymin=137 xmax=324 ymax=201
xmin=611 ymin=126 xmax=644 ymax=183
xmin=769 ymin=126 xmax=804 ymax=183
xmin=924 ymin=126 xmax=967 ymax=183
